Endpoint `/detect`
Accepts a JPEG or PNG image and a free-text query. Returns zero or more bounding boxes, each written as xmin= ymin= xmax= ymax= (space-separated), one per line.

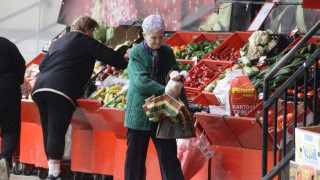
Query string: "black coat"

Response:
xmin=0 ymin=37 xmax=26 ymax=107
xmin=32 ymin=31 xmax=128 ymax=105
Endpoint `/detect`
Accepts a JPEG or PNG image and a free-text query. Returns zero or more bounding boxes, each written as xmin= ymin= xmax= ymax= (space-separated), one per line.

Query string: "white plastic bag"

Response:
xmin=212 ymin=69 xmax=245 ymax=105
xmin=165 ymin=71 xmax=189 ymax=98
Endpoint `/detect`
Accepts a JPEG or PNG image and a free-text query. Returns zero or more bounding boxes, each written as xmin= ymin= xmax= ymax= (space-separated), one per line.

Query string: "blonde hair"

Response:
xmin=71 ymin=15 xmax=99 ymax=33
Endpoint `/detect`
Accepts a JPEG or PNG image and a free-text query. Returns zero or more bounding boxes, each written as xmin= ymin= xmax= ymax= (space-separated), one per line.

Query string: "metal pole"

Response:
xmin=36 ymin=0 xmax=41 ymax=54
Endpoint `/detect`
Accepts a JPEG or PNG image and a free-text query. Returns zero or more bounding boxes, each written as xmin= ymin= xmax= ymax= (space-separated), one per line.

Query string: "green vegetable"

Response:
xmin=93 ymin=21 xmax=107 ymax=43
xmin=243 ymin=66 xmax=253 ymax=76
xmin=251 ymin=66 xmax=260 ymax=72
xmin=308 ymin=43 xmax=316 ymax=53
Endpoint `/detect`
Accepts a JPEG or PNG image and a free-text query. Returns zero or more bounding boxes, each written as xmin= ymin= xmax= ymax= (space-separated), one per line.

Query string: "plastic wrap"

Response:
xmin=177 ymin=130 xmax=214 ymax=179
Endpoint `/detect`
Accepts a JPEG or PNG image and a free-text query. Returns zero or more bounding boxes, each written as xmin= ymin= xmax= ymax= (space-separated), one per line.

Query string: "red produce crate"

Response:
xmin=184 ymin=60 xmax=233 ymax=99
xmin=191 ymin=32 xmax=231 ymax=44
xmin=191 ymin=92 xmax=220 ymax=107
xmin=165 ymin=31 xmax=202 ymax=47
xmin=284 ymin=35 xmax=320 ymax=51
xmin=177 ymin=59 xmax=194 ymax=65
xmin=203 ymin=32 xmax=253 ymax=60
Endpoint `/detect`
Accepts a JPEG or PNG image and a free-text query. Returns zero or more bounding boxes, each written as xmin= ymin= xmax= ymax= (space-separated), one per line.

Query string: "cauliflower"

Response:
xmin=267 ymin=39 xmax=277 ymax=51
xmin=246 ymin=45 xmax=265 ymax=60
xmin=249 ymin=30 xmax=270 ymax=46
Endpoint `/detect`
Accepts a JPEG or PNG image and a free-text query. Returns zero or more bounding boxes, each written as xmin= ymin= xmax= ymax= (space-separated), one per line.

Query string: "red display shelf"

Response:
xmin=77 ymin=99 xmax=111 ymax=131
xmin=191 ymin=91 xmax=220 ymax=107
xmin=194 ymin=112 xmax=242 ymax=148
xmin=99 ymin=107 xmax=126 ymax=139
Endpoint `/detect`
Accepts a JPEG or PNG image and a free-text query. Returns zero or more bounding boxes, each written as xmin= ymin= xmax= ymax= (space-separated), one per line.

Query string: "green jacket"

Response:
xmin=124 ymin=43 xmax=179 ymax=131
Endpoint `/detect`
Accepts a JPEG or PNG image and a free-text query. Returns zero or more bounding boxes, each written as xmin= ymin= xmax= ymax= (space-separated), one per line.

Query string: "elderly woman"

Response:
xmin=124 ymin=14 xmax=184 ymax=180
xmin=32 ymin=15 xmax=128 ymax=179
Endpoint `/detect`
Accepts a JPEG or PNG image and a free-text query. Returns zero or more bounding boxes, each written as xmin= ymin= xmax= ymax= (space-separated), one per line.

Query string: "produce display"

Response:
xmin=173 ymin=40 xmax=222 ymax=60
xmin=205 ymin=31 xmax=277 ymax=61
xmin=184 ymin=62 xmax=220 ymax=89
xmin=94 ymin=63 xmax=124 ymax=82
xmin=90 ymin=82 xmax=127 ymax=108
xmin=251 ymin=42 xmax=319 ymax=93
xmin=176 ymin=61 xmax=193 ymax=71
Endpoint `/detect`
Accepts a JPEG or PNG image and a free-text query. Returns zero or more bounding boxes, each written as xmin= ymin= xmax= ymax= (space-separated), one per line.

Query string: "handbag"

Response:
xmin=143 ymin=88 xmax=196 ymax=139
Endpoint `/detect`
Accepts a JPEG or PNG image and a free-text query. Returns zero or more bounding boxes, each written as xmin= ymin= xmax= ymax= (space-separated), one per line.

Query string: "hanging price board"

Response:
xmin=247 ymin=2 xmax=276 ymax=32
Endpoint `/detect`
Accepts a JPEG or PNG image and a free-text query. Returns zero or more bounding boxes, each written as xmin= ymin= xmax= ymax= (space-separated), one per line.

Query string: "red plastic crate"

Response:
xmin=191 ymin=92 xmax=220 ymax=107
xmin=184 ymin=60 xmax=233 ymax=98
xmin=284 ymin=35 xmax=320 ymax=51
xmin=204 ymin=32 xmax=253 ymax=59
xmin=165 ymin=31 xmax=202 ymax=47
xmin=177 ymin=59 xmax=194 ymax=65
xmin=191 ymin=32 xmax=231 ymax=44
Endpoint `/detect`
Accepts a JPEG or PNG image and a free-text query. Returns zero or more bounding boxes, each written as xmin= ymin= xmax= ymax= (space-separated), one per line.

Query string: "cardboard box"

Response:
xmin=290 ymin=160 xmax=320 ymax=180
xmin=295 ymin=126 xmax=320 ymax=169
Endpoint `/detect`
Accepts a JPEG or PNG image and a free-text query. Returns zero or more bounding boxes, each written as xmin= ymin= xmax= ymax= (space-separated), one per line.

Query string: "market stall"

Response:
xmin=14 ymin=0 xmax=320 ymax=178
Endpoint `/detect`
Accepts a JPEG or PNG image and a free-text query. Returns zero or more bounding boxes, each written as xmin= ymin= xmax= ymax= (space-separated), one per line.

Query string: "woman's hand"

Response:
xmin=169 ymin=71 xmax=181 ymax=81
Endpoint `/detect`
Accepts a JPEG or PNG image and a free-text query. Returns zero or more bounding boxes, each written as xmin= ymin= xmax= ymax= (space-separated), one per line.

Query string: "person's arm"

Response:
xmin=127 ymin=46 xmax=165 ymax=97
xmin=163 ymin=44 xmax=181 ymax=80
xmin=86 ymin=39 xmax=128 ymax=70
xmin=38 ymin=52 xmax=50 ymax=72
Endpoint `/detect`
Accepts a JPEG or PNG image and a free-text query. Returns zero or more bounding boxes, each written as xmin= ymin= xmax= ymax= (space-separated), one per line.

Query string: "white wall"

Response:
xmin=0 ymin=0 xmax=65 ymax=63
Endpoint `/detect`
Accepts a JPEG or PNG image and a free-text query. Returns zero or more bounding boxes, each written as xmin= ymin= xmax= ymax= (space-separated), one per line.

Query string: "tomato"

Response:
xmin=287 ymin=89 xmax=294 ymax=95
xmin=277 ymin=123 xmax=283 ymax=132
xmin=277 ymin=115 xmax=284 ymax=124
xmin=268 ymin=109 xmax=275 ymax=117
xmin=268 ymin=117 xmax=273 ymax=127
xmin=297 ymin=92 xmax=304 ymax=98
xmin=287 ymin=113 xmax=294 ymax=124
xmin=307 ymin=90 xmax=314 ymax=97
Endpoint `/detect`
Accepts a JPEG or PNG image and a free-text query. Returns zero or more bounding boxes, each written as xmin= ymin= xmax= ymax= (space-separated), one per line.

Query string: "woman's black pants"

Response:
xmin=124 ymin=125 xmax=184 ymax=180
xmin=0 ymin=101 xmax=21 ymax=165
xmin=32 ymin=91 xmax=74 ymax=160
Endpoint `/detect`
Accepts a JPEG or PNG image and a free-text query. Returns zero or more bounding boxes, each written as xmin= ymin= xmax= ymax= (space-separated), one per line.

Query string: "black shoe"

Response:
xmin=46 ymin=173 xmax=63 ymax=180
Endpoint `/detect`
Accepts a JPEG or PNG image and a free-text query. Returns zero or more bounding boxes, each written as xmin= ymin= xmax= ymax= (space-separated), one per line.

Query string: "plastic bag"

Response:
xmin=213 ymin=69 xmax=245 ymax=105
xmin=177 ymin=130 xmax=214 ymax=179
xmin=165 ymin=71 xmax=189 ymax=98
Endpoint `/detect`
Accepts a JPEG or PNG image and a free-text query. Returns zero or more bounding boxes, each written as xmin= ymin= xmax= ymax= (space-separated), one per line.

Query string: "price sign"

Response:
xmin=192 ymin=56 xmax=198 ymax=65
xmin=288 ymin=28 xmax=299 ymax=37
xmin=247 ymin=2 xmax=276 ymax=32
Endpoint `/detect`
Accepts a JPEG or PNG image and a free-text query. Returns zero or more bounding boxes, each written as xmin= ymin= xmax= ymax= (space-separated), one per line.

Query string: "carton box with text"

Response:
xmin=295 ymin=126 xmax=320 ymax=169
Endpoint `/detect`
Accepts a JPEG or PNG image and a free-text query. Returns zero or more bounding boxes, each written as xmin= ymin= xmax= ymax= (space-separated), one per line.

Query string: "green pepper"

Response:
xmin=191 ymin=51 xmax=206 ymax=59
xmin=175 ymin=51 xmax=182 ymax=59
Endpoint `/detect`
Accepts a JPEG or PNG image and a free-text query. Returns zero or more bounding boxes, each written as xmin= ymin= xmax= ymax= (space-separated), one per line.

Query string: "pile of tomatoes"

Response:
xmin=259 ymin=108 xmax=294 ymax=132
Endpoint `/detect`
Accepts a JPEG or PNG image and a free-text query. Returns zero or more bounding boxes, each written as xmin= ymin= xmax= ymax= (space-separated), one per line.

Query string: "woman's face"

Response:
xmin=143 ymin=29 xmax=164 ymax=49
xmin=85 ymin=28 xmax=95 ymax=38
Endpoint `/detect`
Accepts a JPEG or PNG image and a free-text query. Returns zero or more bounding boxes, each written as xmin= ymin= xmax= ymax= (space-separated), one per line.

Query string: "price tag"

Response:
xmin=258 ymin=56 xmax=267 ymax=66
xmin=247 ymin=2 xmax=276 ymax=31
xmin=192 ymin=56 xmax=198 ymax=65
xmin=95 ymin=81 xmax=101 ymax=86
xmin=288 ymin=28 xmax=299 ymax=37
